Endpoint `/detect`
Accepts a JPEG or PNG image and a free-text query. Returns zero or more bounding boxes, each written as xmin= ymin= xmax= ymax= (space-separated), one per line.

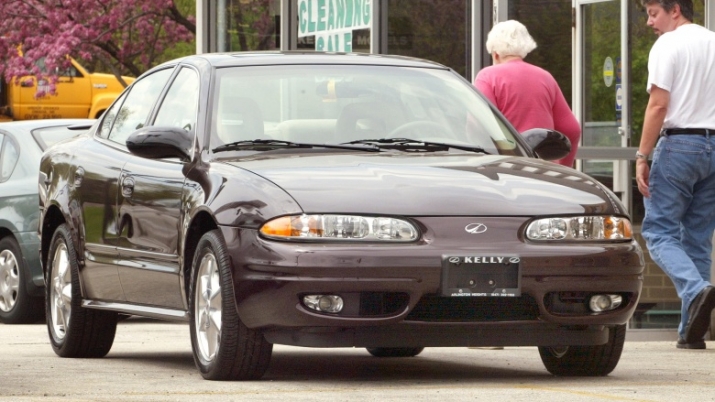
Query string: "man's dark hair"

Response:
xmin=641 ymin=0 xmax=694 ymax=22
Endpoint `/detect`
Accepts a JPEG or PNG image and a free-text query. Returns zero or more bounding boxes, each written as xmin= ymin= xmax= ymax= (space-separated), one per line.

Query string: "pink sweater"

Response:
xmin=474 ymin=59 xmax=581 ymax=167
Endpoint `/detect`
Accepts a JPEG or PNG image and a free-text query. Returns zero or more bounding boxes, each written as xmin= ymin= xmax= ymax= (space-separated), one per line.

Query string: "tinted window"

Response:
xmin=97 ymin=91 xmax=127 ymax=139
xmin=106 ymin=68 xmax=174 ymax=145
xmin=0 ymin=136 xmax=19 ymax=182
xmin=154 ymin=67 xmax=199 ymax=133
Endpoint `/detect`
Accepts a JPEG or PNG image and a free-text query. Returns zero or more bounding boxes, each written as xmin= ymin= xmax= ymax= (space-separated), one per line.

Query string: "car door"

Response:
xmin=76 ymin=67 xmax=175 ymax=302
xmin=70 ymin=92 xmax=130 ymax=302
xmin=116 ymin=66 xmax=199 ymax=309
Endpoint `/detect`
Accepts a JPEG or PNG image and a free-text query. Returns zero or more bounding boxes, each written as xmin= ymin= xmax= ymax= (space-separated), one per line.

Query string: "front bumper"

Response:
xmin=219 ymin=216 xmax=643 ymax=347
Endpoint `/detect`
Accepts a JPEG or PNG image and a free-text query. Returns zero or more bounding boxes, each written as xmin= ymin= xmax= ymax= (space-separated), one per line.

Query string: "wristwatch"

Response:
xmin=635 ymin=151 xmax=648 ymax=161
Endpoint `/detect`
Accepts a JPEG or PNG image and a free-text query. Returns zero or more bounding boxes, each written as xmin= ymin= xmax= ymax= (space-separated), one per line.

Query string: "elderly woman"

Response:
xmin=474 ymin=20 xmax=581 ymax=167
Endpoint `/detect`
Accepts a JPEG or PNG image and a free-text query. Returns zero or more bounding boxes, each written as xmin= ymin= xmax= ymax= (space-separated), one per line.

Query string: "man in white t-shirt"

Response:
xmin=636 ymin=0 xmax=715 ymax=350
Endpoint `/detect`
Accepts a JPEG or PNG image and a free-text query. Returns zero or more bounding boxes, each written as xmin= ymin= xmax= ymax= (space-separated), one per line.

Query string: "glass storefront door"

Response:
xmin=575 ymin=0 xmax=630 ymax=209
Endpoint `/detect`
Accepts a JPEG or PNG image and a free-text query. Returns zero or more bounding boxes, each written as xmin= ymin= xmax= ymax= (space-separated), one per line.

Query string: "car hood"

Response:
xmin=223 ymin=153 xmax=621 ymax=216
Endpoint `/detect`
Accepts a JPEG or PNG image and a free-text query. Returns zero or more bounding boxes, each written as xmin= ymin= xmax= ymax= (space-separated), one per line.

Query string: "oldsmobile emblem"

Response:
xmin=464 ymin=223 xmax=487 ymax=234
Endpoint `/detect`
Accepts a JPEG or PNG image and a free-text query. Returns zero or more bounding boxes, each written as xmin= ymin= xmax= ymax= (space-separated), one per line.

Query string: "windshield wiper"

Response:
xmin=343 ymin=138 xmax=491 ymax=154
xmin=212 ymin=139 xmax=380 ymax=153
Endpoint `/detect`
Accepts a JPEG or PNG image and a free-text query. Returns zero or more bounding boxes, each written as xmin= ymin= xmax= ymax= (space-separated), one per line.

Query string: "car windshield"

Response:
xmin=210 ymin=64 xmax=524 ymax=156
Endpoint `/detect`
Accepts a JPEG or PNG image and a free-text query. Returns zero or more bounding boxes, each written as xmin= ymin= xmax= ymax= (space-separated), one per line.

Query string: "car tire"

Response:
xmin=189 ymin=230 xmax=273 ymax=381
xmin=0 ymin=236 xmax=44 ymax=324
xmin=366 ymin=347 xmax=425 ymax=358
xmin=538 ymin=324 xmax=626 ymax=376
xmin=46 ymin=224 xmax=117 ymax=357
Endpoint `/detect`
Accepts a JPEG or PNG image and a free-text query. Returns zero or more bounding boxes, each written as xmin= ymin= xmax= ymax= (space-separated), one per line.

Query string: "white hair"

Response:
xmin=486 ymin=20 xmax=537 ymax=58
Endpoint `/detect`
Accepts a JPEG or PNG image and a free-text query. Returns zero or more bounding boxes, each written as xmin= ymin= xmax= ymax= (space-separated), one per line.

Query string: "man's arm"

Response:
xmin=636 ymin=85 xmax=669 ymax=198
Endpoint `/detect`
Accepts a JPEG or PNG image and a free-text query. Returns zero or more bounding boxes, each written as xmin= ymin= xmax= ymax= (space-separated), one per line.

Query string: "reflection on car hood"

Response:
xmin=225 ymin=153 xmax=620 ymax=216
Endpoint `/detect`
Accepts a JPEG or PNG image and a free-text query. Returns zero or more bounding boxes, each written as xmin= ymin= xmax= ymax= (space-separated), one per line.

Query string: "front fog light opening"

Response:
xmin=303 ymin=295 xmax=344 ymax=313
xmin=588 ymin=294 xmax=623 ymax=312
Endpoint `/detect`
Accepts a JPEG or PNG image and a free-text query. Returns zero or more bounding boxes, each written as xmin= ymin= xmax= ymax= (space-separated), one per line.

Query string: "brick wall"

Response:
xmin=635 ymin=231 xmax=680 ymax=304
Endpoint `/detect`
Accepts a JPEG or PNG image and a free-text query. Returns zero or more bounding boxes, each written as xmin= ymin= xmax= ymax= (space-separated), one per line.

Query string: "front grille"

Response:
xmin=405 ymin=294 xmax=540 ymax=322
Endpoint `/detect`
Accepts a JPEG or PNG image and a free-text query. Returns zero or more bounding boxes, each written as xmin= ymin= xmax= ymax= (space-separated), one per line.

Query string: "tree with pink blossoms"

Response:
xmin=0 ymin=0 xmax=196 ymax=96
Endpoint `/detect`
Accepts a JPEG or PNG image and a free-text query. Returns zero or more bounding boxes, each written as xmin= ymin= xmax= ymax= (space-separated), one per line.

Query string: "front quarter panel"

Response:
xmin=203 ymin=161 xmax=303 ymax=228
xmin=39 ymin=138 xmax=82 ymax=268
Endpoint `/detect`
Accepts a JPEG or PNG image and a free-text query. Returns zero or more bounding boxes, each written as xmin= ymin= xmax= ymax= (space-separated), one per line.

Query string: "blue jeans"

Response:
xmin=642 ymin=134 xmax=715 ymax=339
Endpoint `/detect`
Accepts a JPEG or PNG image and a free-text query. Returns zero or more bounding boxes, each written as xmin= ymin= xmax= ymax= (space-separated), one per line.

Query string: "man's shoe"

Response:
xmin=676 ymin=337 xmax=706 ymax=349
xmin=684 ymin=286 xmax=715 ymax=344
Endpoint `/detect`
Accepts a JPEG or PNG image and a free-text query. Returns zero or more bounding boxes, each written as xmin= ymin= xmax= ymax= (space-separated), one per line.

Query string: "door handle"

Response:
xmin=121 ymin=176 xmax=135 ymax=198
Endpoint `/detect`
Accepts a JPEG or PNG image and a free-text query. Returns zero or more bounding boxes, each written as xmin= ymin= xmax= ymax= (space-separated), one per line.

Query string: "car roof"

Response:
xmin=161 ymin=51 xmax=450 ymax=70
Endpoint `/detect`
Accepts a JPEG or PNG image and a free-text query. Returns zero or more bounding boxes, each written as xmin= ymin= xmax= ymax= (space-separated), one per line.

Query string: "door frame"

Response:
xmin=572 ymin=0 xmax=631 ymax=210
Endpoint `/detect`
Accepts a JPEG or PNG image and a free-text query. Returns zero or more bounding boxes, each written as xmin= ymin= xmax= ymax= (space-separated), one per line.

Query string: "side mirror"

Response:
xmin=126 ymin=126 xmax=193 ymax=162
xmin=521 ymin=128 xmax=571 ymax=161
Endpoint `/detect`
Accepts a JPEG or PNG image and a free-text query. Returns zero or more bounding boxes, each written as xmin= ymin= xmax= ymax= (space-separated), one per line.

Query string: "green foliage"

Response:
xmin=160 ymin=0 xmax=198 ymax=62
xmin=630 ymin=1 xmax=658 ymax=147
xmin=158 ymin=41 xmax=197 ymax=65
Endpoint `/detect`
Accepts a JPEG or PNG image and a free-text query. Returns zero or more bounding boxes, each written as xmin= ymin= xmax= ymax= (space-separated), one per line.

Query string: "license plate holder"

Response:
xmin=441 ymin=255 xmax=521 ymax=297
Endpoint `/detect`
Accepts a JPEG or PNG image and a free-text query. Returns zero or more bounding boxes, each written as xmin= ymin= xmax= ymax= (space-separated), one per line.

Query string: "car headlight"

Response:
xmin=526 ymin=216 xmax=632 ymax=241
xmin=260 ymin=214 xmax=419 ymax=241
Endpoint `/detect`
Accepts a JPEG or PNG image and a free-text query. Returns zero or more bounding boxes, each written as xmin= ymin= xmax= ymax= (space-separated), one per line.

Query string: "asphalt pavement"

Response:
xmin=1 ymin=318 xmax=714 ymax=402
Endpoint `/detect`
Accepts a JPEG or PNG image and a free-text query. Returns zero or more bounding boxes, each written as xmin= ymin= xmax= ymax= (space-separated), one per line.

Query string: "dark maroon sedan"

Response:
xmin=38 ymin=52 xmax=643 ymax=381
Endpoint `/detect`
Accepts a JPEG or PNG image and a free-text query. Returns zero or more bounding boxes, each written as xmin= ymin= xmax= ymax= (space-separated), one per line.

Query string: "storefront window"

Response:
xmin=213 ymin=0 xmax=280 ymax=52
xmin=296 ymin=0 xmax=371 ymax=52
xmin=507 ymin=0 xmax=573 ymax=105
xmin=386 ymin=0 xmax=470 ymax=78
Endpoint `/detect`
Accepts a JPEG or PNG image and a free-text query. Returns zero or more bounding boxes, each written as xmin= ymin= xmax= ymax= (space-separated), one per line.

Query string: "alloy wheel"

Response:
xmin=0 ymin=250 xmax=20 ymax=312
xmin=49 ymin=243 xmax=72 ymax=340
xmin=194 ymin=253 xmax=222 ymax=363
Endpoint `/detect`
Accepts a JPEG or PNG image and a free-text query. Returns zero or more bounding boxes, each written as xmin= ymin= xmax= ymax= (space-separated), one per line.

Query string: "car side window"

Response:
xmin=61 ymin=64 xmax=81 ymax=78
xmin=34 ymin=58 xmax=82 ymax=78
xmin=0 ymin=135 xmax=19 ymax=182
xmin=105 ymin=68 xmax=174 ymax=145
xmin=96 ymin=91 xmax=127 ymax=139
xmin=154 ymin=67 xmax=199 ymax=133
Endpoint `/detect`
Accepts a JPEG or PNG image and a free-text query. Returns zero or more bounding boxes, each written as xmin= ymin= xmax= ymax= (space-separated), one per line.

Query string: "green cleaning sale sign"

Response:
xmin=298 ymin=0 xmax=372 ymax=52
